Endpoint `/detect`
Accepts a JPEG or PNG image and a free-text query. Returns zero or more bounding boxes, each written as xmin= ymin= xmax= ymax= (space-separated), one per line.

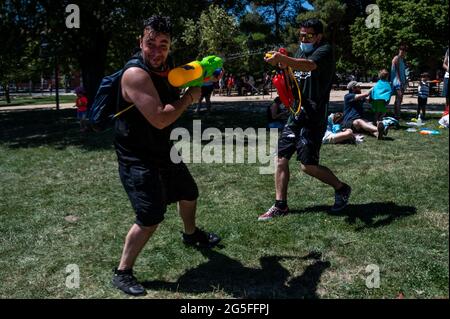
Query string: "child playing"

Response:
xmin=370 ymin=69 xmax=392 ymax=124
xmin=417 ymin=73 xmax=430 ymax=120
xmin=74 ymin=86 xmax=88 ymax=132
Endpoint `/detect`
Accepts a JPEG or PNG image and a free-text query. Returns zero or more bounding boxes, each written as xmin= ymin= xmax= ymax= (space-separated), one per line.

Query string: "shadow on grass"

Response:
xmin=2 ymin=100 xmax=442 ymax=150
xmin=291 ymin=201 xmax=417 ymax=230
xmin=0 ymin=101 xmax=271 ymax=150
xmin=142 ymin=249 xmax=330 ymax=299
xmin=0 ymin=109 xmax=115 ymax=150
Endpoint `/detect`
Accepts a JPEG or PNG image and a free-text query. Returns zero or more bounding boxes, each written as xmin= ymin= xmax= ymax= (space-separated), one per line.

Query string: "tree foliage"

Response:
xmin=350 ymin=0 xmax=449 ymax=77
xmin=182 ymin=4 xmax=239 ymax=58
xmin=1 ymin=0 xmax=448 ymax=103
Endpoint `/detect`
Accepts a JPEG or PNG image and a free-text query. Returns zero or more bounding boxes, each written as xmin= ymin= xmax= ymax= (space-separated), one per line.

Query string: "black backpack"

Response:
xmin=88 ymin=58 xmax=142 ymax=132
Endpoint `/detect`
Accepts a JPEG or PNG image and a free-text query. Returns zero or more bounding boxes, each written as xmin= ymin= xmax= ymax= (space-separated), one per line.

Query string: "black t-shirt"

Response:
xmin=342 ymin=93 xmax=365 ymax=124
xmin=288 ymin=41 xmax=335 ymax=130
xmin=114 ymin=52 xmax=180 ymax=167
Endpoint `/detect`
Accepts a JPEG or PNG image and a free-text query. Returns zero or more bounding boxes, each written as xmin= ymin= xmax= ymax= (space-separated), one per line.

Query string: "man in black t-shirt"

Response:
xmin=111 ymin=16 xmax=220 ymax=296
xmin=260 ymin=19 xmax=351 ymax=221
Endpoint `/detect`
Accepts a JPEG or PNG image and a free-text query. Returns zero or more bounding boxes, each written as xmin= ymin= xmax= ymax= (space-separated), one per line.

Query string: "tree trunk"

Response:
xmin=274 ymin=2 xmax=280 ymax=41
xmin=78 ymin=32 xmax=110 ymax=107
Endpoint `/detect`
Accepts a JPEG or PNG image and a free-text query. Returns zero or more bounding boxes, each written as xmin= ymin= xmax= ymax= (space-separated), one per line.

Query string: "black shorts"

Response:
xmin=277 ymin=125 xmax=325 ymax=165
xmin=118 ymin=161 xmax=199 ymax=227
xmin=418 ymin=96 xmax=427 ymax=108
xmin=342 ymin=118 xmax=360 ymax=131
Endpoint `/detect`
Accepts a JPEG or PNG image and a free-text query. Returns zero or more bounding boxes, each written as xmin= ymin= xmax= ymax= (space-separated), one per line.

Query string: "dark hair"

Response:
xmin=143 ymin=16 xmax=172 ymax=37
xmin=333 ymin=112 xmax=343 ymax=124
xmin=378 ymin=69 xmax=389 ymax=80
xmin=300 ymin=18 xmax=324 ymax=34
xmin=399 ymin=43 xmax=408 ymax=51
xmin=274 ymin=97 xmax=281 ymax=104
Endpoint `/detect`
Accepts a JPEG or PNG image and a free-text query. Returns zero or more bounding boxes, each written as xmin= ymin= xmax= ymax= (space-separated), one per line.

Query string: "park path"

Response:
xmin=0 ymin=89 xmax=446 ymax=113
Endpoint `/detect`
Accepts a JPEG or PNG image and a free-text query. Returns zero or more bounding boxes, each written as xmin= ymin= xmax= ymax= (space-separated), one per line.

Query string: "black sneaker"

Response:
xmin=377 ymin=122 xmax=385 ymax=140
xmin=331 ymin=184 xmax=352 ymax=212
xmin=182 ymin=227 xmax=221 ymax=248
xmin=383 ymin=124 xmax=389 ymax=136
xmin=112 ymin=268 xmax=146 ymax=296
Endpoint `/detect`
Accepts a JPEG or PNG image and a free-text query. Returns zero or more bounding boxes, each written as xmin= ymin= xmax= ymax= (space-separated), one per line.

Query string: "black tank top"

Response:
xmin=114 ymin=52 xmax=180 ymax=167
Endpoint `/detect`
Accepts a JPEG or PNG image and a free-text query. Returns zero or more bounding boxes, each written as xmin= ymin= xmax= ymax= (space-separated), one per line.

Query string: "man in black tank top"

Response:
xmin=112 ymin=16 xmax=221 ymax=296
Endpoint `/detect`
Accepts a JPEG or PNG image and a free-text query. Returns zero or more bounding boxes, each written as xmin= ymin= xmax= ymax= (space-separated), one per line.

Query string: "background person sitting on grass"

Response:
xmin=342 ymin=81 xmax=387 ymax=140
xmin=322 ymin=112 xmax=364 ymax=145
xmin=267 ymin=97 xmax=289 ymax=129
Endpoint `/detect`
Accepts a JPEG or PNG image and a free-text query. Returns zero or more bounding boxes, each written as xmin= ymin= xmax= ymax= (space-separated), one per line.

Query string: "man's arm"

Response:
xmin=265 ymin=52 xmax=317 ymax=72
xmin=392 ymin=56 xmax=401 ymax=83
xmin=353 ymin=91 xmax=371 ymax=101
xmin=121 ymin=67 xmax=200 ymax=129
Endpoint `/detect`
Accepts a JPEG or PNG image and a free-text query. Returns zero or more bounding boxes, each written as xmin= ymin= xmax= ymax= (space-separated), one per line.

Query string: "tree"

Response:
xmin=295 ymin=0 xmax=346 ymax=59
xmin=251 ymin=0 xmax=308 ymax=41
xmin=2 ymin=0 xmax=213 ymax=105
xmin=0 ymin=0 xmax=36 ymax=103
xmin=350 ymin=0 xmax=449 ymax=78
xmin=182 ymin=5 xmax=239 ymax=58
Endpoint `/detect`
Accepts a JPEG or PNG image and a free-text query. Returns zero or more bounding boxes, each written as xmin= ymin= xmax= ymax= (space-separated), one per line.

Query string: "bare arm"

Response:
xmin=265 ymin=51 xmax=317 ymax=72
xmin=354 ymin=91 xmax=371 ymax=101
xmin=392 ymin=56 xmax=401 ymax=83
xmin=121 ymin=67 xmax=200 ymax=129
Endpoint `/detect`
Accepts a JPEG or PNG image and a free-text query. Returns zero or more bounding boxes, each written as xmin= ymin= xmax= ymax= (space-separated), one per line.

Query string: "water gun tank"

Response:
xmin=168 ymin=61 xmax=203 ymax=87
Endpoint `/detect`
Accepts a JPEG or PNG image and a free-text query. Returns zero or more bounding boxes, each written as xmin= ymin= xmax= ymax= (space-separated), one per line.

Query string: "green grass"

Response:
xmin=0 ymin=102 xmax=448 ymax=299
xmin=0 ymin=95 xmax=76 ymax=107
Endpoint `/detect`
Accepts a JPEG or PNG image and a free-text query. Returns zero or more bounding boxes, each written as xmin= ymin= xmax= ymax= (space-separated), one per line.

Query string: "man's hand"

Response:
xmin=264 ymin=51 xmax=281 ymax=66
xmin=185 ymin=87 xmax=201 ymax=103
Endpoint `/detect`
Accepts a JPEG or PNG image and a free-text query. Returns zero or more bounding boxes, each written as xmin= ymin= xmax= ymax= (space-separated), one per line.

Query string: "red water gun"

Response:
xmin=265 ymin=48 xmax=302 ymax=115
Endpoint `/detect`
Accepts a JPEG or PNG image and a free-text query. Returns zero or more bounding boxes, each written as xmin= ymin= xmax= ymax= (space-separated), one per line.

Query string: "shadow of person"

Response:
xmin=142 ymin=249 xmax=330 ymax=299
xmin=290 ymin=201 xmax=416 ymax=230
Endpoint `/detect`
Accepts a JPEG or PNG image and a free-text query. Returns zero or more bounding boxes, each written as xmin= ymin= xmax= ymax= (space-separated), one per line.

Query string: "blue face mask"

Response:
xmin=300 ymin=42 xmax=314 ymax=54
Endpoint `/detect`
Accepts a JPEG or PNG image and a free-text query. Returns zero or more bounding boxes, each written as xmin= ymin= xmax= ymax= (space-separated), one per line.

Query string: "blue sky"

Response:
xmin=246 ymin=0 xmax=315 ymax=18
xmin=303 ymin=1 xmax=314 ymax=10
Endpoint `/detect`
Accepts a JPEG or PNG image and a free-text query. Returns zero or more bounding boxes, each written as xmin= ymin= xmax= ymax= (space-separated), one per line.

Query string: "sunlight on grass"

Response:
xmin=0 ymin=103 xmax=448 ymax=298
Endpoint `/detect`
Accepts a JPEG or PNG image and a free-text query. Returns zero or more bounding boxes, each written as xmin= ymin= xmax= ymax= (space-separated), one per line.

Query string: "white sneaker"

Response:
xmin=354 ymin=134 xmax=364 ymax=144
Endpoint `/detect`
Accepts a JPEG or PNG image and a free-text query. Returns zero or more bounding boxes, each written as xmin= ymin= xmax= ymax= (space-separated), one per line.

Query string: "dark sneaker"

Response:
xmin=258 ymin=205 xmax=289 ymax=221
xmin=182 ymin=227 xmax=221 ymax=248
xmin=331 ymin=184 xmax=352 ymax=212
xmin=112 ymin=268 xmax=146 ymax=296
xmin=383 ymin=124 xmax=389 ymax=137
xmin=377 ymin=122 xmax=384 ymax=140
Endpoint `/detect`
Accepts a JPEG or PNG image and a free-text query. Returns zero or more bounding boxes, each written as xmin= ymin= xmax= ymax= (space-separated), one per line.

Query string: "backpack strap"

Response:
xmin=114 ymin=54 xmax=170 ymax=119
xmin=113 ymin=58 xmax=144 ymax=118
